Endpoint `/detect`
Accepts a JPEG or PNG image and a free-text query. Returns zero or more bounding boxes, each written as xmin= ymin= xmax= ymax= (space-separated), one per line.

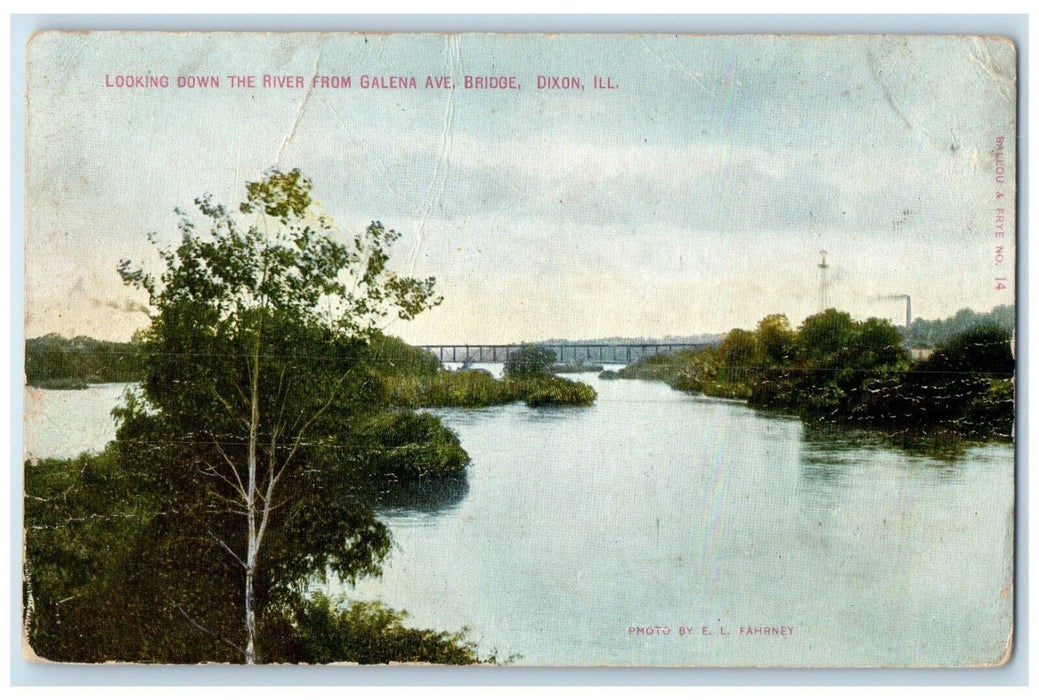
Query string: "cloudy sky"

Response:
xmin=25 ymin=32 xmax=1016 ymax=344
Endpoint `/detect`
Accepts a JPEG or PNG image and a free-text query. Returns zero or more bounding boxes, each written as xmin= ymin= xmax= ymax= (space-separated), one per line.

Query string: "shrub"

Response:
xmin=266 ymin=593 xmax=484 ymax=665
xmin=504 ymin=344 xmax=556 ymax=377
xmin=423 ymin=369 xmax=514 ymax=407
xmin=517 ymin=375 xmax=597 ymax=407
xmin=355 ymin=411 xmax=469 ymax=480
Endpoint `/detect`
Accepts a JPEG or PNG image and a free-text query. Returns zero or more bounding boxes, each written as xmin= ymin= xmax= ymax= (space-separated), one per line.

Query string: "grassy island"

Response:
xmin=362 ymin=336 xmax=597 ymax=409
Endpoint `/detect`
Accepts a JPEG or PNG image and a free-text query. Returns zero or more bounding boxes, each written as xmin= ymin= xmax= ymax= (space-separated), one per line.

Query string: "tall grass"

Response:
xmin=382 ymin=368 xmax=596 ymax=409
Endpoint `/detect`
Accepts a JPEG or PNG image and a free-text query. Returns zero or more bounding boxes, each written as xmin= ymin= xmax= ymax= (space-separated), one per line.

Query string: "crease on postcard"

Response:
xmin=274 ymin=38 xmax=324 ymax=167
xmin=408 ymin=35 xmax=460 ymax=275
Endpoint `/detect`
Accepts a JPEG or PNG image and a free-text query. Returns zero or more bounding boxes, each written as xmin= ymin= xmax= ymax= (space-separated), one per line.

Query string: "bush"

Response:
xmin=516 ymin=375 xmax=597 ymax=407
xmin=962 ymin=378 xmax=1015 ymax=439
xmin=362 ymin=333 xmax=441 ymax=378
xmin=923 ymin=324 xmax=1014 ymax=375
xmin=610 ymin=312 xmax=1014 ymax=441
xmin=504 ymin=344 xmax=556 ymax=377
xmin=24 ymin=412 xmax=476 ymax=663
xmin=422 ymin=369 xmax=514 ymax=407
xmin=355 ymin=411 xmax=469 ymax=480
xmin=381 ymin=365 xmax=598 ymax=409
xmin=265 ymin=593 xmax=485 ymax=665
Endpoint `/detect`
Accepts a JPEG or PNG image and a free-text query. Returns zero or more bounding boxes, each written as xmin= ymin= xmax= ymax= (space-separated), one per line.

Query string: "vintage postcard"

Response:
xmin=22 ymin=32 xmax=1016 ymax=668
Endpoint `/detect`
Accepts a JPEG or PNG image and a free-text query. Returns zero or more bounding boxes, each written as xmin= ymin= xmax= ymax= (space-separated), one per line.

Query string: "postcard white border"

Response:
xmin=6 ymin=12 xmax=1029 ymax=688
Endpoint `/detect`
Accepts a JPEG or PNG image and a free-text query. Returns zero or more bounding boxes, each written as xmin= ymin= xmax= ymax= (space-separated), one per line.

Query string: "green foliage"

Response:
xmin=415 ymin=369 xmax=516 ymax=408
xmin=755 ymin=314 xmax=794 ymax=366
xmin=904 ymin=305 xmax=1015 ymax=348
xmin=617 ymin=348 xmax=706 ymax=385
xmin=24 ymin=449 xmax=159 ymax=662
xmin=504 ymin=344 xmax=556 ymax=377
xmin=354 ymin=411 xmax=470 ymax=480
xmin=851 ymin=317 xmax=906 ymax=370
xmin=362 ymin=332 xmax=441 ymax=379
xmin=720 ymin=328 xmax=755 ymax=368
xmin=962 ymin=379 xmax=1015 ymax=435
xmin=377 ymin=358 xmax=598 ymax=409
xmin=616 ymin=308 xmax=1013 ymax=440
xmin=25 ymin=334 xmax=145 ymax=386
xmin=23 ymin=448 xmax=483 ymax=664
xmin=263 ymin=593 xmax=484 ymax=665
xmin=795 ymin=309 xmax=857 ymax=363
xmin=923 ymin=324 xmax=1015 ymax=375
xmin=848 ymin=324 xmax=1015 ymax=439
xmin=24 ymin=169 xmax=470 ymax=664
xmin=118 ymin=169 xmax=440 ymax=333
xmin=519 ymin=375 xmax=598 ymax=407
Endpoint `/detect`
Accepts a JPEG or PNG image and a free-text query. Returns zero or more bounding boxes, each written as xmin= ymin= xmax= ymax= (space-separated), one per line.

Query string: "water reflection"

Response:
xmin=798 ymin=462 xmax=849 ymax=484
xmin=427 ymin=405 xmax=509 ymax=427
xmin=877 ymin=430 xmax=988 ymax=463
xmin=800 ymin=414 xmax=1005 ymax=462
xmin=519 ymin=404 xmax=595 ymax=424
xmin=797 ymin=421 xmax=974 ymax=489
xmin=371 ymin=472 xmax=470 ymax=516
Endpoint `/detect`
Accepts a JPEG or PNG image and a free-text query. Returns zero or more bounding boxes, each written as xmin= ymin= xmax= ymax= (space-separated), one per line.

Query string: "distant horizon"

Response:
xmin=23 ymin=301 xmax=1016 ymax=347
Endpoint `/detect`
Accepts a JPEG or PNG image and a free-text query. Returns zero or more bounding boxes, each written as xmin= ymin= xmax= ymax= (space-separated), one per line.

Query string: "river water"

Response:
xmin=23 ymin=370 xmax=1014 ymax=667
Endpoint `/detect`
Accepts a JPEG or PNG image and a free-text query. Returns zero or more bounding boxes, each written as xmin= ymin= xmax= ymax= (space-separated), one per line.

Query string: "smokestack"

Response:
xmin=905 ymin=295 xmax=912 ymax=328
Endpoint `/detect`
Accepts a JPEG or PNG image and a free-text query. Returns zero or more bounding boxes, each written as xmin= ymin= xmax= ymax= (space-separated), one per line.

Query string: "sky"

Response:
xmin=24 ymin=32 xmax=1017 ymax=344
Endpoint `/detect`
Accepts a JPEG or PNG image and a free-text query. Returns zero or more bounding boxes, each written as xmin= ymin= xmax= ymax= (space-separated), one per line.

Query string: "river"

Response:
xmin=23 ymin=369 xmax=1014 ymax=667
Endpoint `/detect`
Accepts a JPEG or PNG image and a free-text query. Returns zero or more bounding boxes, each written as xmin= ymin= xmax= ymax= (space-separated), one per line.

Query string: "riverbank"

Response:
xmin=615 ymin=311 xmax=1015 ymax=442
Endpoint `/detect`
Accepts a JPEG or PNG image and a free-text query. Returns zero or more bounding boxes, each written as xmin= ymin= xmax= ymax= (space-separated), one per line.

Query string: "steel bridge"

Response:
xmin=416 ymin=342 xmax=714 ymax=365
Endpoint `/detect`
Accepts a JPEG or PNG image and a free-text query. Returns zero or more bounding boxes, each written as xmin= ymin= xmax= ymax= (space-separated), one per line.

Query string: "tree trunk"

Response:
xmin=244 ymin=334 xmax=262 ymax=665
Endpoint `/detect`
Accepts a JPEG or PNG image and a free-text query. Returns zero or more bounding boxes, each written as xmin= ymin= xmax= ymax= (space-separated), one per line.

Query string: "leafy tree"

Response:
xmin=847 ymin=317 xmax=907 ymax=370
xmin=923 ymin=324 xmax=1014 ymax=375
xmin=25 ymin=443 xmax=482 ymax=663
xmin=720 ymin=328 xmax=756 ymax=368
xmin=612 ymin=309 xmax=1014 ymax=440
xmin=755 ymin=314 xmax=794 ymax=366
xmin=904 ymin=305 xmax=1015 ymax=348
xmin=520 ymin=375 xmax=598 ymax=407
xmin=796 ymin=309 xmax=856 ymax=363
xmin=114 ymin=168 xmax=442 ymax=663
xmin=504 ymin=344 xmax=556 ymax=377
xmin=853 ymin=324 xmax=1014 ymax=437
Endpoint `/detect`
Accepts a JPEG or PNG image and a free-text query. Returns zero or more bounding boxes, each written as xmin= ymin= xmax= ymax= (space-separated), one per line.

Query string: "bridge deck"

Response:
xmin=416 ymin=342 xmax=713 ymax=364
